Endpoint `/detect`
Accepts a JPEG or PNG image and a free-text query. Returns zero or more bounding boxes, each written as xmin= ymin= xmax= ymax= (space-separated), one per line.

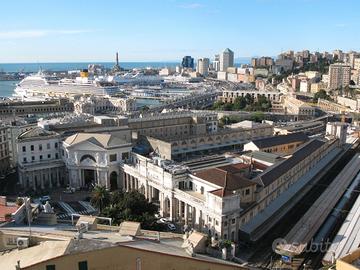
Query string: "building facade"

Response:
xmin=220 ymin=48 xmax=234 ymax=72
xmin=328 ymin=63 xmax=351 ymax=90
xmin=63 ymin=133 xmax=132 ymax=190
xmin=196 ymin=58 xmax=210 ymax=76
xmin=17 ymin=127 xmax=65 ymax=190
xmin=0 ymin=126 xmax=10 ymax=176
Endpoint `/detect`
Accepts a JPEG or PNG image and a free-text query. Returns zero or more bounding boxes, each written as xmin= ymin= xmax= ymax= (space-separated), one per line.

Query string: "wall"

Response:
xmin=25 ymin=244 xmax=244 ymax=270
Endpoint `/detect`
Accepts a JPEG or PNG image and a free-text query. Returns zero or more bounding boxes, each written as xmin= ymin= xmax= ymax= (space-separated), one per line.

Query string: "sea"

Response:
xmin=0 ymin=59 xmax=251 ymax=98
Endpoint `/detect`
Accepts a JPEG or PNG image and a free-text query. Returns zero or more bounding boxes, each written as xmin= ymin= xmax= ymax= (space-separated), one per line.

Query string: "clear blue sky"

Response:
xmin=1 ymin=0 xmax=359 ymax=63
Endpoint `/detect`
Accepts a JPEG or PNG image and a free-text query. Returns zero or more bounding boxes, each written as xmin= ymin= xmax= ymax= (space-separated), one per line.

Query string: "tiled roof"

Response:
xmin=250 ymin=132 xmax=308 ymax=149
xmin=0 ymin=204 xmax=18 ymax=222
xmin=257 ymin=139 xmax=325 ymax=187
xmin=193 ymin=163 xmax=256 ymax=198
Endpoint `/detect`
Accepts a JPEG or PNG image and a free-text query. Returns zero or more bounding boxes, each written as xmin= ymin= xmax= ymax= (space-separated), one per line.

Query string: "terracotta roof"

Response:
xmin=0 ymin=204 xmax=18 ymax=222
xmin=257 ymin=139 xmax=325 ymax=187
xmin=193 ymin=163 xmax=256 ymax=198
xmin=250 ymin=132 xmax=308 ymax=149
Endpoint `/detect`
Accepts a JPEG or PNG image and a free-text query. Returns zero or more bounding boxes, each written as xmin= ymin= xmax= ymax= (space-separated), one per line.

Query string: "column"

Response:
xmin=184 ymin=203 xmax=189 ymax=225
xmin=178 ymin=200 xmax=183 ymax=223
xmin=40 ymin=170 xmax=45 ymax=190
xmin=19 ymin=173 xmax=23 ymax=187
xmin=48 ymin=169 xmax=52 ymax=188
xmin=159 ymin=193 xmax=164 ymax=216
xmin=56 ymin=168 xmax=60 ymax=187
xmin=198 ymin=210 xmax=203 ymax=231
xmin=105 ymin=172 xmax=109 ymax=190
xmin=148 ymin=187 xmax=153 ymax=202
xmin=32 ymin=171 xmax=36 ymax=190
xmin=192 ymin=207 xmax=196 ymax=228
xmin=169 ymin=197 xmax=174 ymax=221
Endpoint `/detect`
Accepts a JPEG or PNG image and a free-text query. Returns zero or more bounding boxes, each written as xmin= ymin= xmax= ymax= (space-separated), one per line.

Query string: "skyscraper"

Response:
xmin=219 ymin=48 xmax=234 ymax=71
xmin=197 ymin=58 xmax=210 ymax=76
xmin=328 ymin=63 xmax=351 ymax=90
xmin=182 ymin=56 xmax=194 ymax=69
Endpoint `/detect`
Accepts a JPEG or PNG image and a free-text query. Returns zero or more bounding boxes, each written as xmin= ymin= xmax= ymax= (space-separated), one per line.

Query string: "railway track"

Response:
xmin=245 ymin=144 xmax=359 ymax=269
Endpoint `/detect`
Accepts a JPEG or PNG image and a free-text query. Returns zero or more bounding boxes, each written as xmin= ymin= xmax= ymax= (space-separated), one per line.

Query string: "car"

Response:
xmin=167 ymin=223 xmax=176 ymax=231
xmin=40 ymin=195 xmax=51 ymax=203
xmin=158 ymin=217 xmax=170 ymax=224
xmin=63 ymin=187 xmax=75 ymax=194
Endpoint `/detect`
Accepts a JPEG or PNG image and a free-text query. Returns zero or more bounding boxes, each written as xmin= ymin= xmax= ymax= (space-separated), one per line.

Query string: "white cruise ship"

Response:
xmin=14 ymin=70 xmax=120 ymax=100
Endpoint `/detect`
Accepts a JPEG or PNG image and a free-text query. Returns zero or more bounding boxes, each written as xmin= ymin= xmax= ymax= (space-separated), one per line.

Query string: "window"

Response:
xmin=31 ymin=156 xmax=35 ymax=161
xmin=40 ymin=155 xmax=43 ymax=160
xmin=30 ymin=145 xmax=34 ymax=151
xmin=224 ymin=221 xmax=228 ymax=227
xmin=122 ymin=152 xmax=129 ymax=160
xmin=200 ymin=186 xmax=204 ymax=194
xmin=110 ymin=154 xmax=117 ymax=162
xmin=232 ymin=218 xmax=236 ymax=224
xmin=48 ymin=154 xmax=51 ymax=159
xmin=46 ymin=265 xmax=56 ymax=270
xmin=47 ymin=143 xmax=50 ymax=149
xmin=55 ymin=153 xmax=59 ymax=159
xmin=245 ymin=188 xmax=250 ymax=195
xmin=136 ymin=258 xmax=142 ymax=270
xmin=39 ymin=144 xmax=42 ymax=151
xmin=23 ymin=157 xmax=27 ymax=163
xmin=78 ymin=261 xmax=88 ymax=270
xmin=22 ymin=146 xmax=26 ymax=152
xmin=54 ymin=142 xmax=58 ymax=149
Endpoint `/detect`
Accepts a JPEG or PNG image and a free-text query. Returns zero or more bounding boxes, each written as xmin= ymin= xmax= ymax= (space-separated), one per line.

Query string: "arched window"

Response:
xmin=80 ymin=154 xmax=96 ymax=162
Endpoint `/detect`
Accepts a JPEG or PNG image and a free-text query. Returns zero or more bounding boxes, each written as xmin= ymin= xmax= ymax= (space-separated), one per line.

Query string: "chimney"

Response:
xmin=116 ymin=52 xmax=119 ymax=66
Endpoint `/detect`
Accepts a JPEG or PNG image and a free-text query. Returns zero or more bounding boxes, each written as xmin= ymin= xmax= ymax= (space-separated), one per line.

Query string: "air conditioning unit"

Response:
xmin=17 ymin=237 xmax=29 ymax=249
xmin=79 ymin=221 xmax=89 ymax=232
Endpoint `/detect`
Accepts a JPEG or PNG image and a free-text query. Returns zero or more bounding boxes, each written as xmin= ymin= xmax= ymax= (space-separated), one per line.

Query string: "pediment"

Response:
xmin=66 ymin=140 xmax=106 ymax=151
xmin=80 ymin=157 xmax=97 ymax=167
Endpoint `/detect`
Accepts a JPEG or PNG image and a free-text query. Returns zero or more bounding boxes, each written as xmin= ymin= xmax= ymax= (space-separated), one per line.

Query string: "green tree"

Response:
xmin=101 ymin=191 xmax=158 ymax=229
xmin=91 ymin=185 xmax=110 ymax=212
xmin=233 ymin=96 xmax=247 ymax=110
xmin=313 ymin=89 xmax=331 ymax=102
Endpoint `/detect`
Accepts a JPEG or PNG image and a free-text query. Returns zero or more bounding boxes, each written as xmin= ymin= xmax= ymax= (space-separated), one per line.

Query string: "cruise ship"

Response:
xmin=14 ymin=70 xmax=120 ymax=100
xmin=14 ymin=69 xmax=164 ymax=101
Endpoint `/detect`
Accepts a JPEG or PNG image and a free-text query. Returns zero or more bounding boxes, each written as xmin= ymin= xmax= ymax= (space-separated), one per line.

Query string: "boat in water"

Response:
xmin=14 ymin=70 xmax=120 ymax=100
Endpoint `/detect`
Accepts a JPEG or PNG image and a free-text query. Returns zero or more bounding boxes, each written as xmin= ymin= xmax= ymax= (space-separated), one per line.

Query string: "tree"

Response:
xmin=91 ymin=185 xmax=110 ymax=212
xmin=313 ymin=89 xmax=331 ymax=102
xmin=233 ymin=97 xmax=247 ymax=110
xmin=101 ymin=190 xmax=158 ymax=229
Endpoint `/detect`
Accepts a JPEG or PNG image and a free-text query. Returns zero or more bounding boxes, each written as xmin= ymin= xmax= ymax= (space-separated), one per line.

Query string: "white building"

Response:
xmin=63 ymin=133 xmax=132 ymax=190
xmin=219 ymin=48 xmax=234 ymax=72
xmin=196 ymin=58 xmax=210 ymax=76
xmin=326 ymin=122 xmax=347 ymax=145
xmin=17 ymin=127 xmax=64 ymax=190
xmin=74 ymin=96 xmax=136 ymax=115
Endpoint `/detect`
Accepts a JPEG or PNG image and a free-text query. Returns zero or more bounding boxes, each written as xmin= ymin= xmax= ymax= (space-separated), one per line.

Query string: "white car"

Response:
xmin=158 ymin=217 xmax=169 ymax=224
xmin=167 ymin=223 xmax=176 ymax=231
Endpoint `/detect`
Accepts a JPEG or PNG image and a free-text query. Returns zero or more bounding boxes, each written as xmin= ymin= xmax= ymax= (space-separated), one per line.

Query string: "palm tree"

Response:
xmin=91 ymin=185 xmax=110 ymax=213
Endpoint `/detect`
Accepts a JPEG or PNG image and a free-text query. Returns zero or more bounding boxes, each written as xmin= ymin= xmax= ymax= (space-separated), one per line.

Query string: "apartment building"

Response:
xmin=221 ymin=89 xmax=282 ymax=103
xmin=243 ymin=132 xmax=309 ymax=155
xmin=0 ymin=126 xmax=10 ymax=176
xmin=283 ymin=96 xmax=315 ymax=116
xmin=328 ymin=63 xmax=351 ymax=90
xmin=17 ymin=127 xmax=65 ymax=190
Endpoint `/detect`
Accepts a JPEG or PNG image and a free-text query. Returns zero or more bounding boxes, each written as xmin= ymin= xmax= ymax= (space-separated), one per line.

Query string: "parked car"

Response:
xmin=167 ymin=223 xmax=176 ymax=231
xmin=40 ymin=195 xmax=51 ymax=203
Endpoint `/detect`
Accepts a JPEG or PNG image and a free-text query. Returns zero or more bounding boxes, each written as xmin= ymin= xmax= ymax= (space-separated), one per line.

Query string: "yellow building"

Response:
xmin=0 ymin=226 xmax=245 ymax=270
xmin=337 ymin=248 xmax=360 ymax=270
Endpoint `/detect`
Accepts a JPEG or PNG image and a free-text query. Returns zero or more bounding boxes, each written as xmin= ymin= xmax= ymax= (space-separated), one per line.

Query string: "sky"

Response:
xmin=1 ymin=0 xmax=359 ymax=63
